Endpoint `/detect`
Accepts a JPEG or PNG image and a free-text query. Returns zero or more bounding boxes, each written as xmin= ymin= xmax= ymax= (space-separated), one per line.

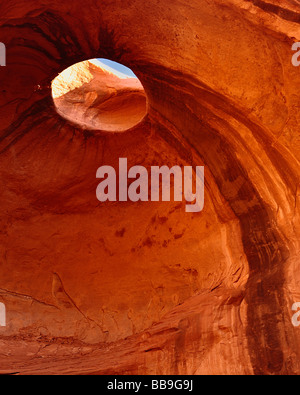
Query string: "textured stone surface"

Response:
xmin=52 ymin=60 xmax=147 ymax=132
xmin=0 ymin=0 xmax=300 ymax=375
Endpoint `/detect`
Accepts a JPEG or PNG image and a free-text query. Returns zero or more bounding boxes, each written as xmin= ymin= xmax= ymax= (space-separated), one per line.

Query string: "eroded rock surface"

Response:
xmin=0 ymin=0 xmax=300 ymax=375
xmin=52 ymin=60 xmax=147 ymax=132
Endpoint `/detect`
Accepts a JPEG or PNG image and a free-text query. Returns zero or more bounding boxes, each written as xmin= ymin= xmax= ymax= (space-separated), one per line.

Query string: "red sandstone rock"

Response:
xmin=52 ymin=60 xmax=147 ymax=132
xmin=0 ymin=0 xmax=300 ymax=375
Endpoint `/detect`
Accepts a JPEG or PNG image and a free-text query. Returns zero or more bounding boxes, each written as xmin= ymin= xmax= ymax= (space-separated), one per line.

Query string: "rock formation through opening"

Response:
xmin=52 ymin=59 xmax=147 ymax=132
xmin=0 ymin=0 xmax=300 ymax=375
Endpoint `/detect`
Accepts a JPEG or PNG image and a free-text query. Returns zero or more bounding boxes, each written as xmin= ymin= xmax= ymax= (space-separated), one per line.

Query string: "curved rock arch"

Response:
xmin=0 ymin=0 xmax=300 ymax=375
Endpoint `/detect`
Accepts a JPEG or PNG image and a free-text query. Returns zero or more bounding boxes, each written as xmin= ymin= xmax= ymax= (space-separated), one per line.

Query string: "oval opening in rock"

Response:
xmin=51 ymin=59 xmax=147 ymax=133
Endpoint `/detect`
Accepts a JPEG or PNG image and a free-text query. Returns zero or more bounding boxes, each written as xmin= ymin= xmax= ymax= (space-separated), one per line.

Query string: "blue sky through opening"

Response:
xmin=96 ymin=58 xmax=137 ymax=78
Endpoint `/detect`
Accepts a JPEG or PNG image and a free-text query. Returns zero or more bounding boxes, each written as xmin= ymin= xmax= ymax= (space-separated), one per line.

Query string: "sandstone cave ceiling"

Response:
xmin=0 ymin=0 xmax=300 ymax=375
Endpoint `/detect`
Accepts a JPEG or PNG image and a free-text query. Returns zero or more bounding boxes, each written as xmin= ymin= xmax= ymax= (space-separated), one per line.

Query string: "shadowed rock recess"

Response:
xmin=0 ymin=0 xmax=300 ymax=375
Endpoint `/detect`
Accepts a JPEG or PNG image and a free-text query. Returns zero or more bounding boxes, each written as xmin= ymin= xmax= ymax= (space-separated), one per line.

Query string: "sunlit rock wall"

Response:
xmin=0 ymin=0 xmax=300 ymax=375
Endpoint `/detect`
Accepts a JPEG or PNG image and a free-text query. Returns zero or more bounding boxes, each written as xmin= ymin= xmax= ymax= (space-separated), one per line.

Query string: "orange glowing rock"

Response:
xmin=0 ymin=0 xmax=300 ymax=376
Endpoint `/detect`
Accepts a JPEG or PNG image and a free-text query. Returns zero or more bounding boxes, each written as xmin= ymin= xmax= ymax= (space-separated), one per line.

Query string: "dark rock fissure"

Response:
xmin=142 ymin=65 xmax=292 ymax=374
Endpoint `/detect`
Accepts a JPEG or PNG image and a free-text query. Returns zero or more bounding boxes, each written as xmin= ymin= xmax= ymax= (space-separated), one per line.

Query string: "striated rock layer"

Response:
xmin=52 ymin=60 xmax=147 ymax=132
xmin=0 ymin=0 xmax=300 ymax=375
